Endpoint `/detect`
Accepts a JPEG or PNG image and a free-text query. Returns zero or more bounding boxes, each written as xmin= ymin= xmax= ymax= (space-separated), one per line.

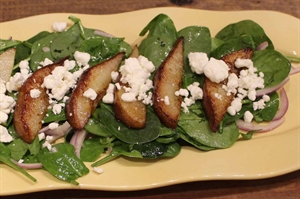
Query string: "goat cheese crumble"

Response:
xmin=52 ymin=22 xmax=68 ymax=32
xmin=0 ymin=125 xmax=13 ymax=143
xmin=83 ymin=88 xmax=97 ymax=100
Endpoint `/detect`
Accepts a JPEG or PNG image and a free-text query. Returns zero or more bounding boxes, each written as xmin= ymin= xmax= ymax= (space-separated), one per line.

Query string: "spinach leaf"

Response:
xmin=178 ymin=26 xmax=211 ymax=56
xmin=91 ymin=141 xmax=142 ymax=167
xmin=26 ymin=136 xmax=41 ymax=156
xmin=80 ymin=138 xmax=110 ymax=162
xmin=15 ymin=31 xmax=52 ymax=64
xmin=132 ymin=141 xmax=168 ymax=158
xmin=0 ymin=142 xmax=36 ymax=182
xmin=38 ymin=143 xmax=89 ymax=185
xmin=139 ymin=14 xmax=178 ymax=68
xmin=30 ymin=33 xmax=57 ymax=71
xmin=253 ymin=92 xmax=279 ymax=122
xmin=160 ymin=142 xmax=181 ymax=157
xmin=78 ymin=36 xmax=130 ymax=66
xmin=7 ymin=139 xmax=28 ymax=161
xmin=91 ymin=140 xmax=180 ymax=167
xmin=43 ymin=109 xmax=66 ymax=123
xmin=50 ymin=17 xmax=95 ymax=60
xmin=139 ymin=14 xmax=178 ymax=39
xmin=253 ymin=49 xmax=291 ymax=88
xmin=178 ymin=105 xmax=240 ymax=149
xmin=211 ymin=37 xmax=224 ymax=52
xmin=178 ymin=26 xmax=211 ymax=88
xmin=84 ymin=118 xmax=112 ymax=137
xmin=211 ymin=35 xmax=255 ymax=59
xmin=156 ymin=127 xmax=180 ymax=144
xmin=99 ymin=104 xmax=161 ymax=144
xmin=0 ymin=39 xmax=21 ymax=51
xmin=178 ymin=128 xmax=216 ymax=151
xmin=215 ymin=20 xmax=274 ymax=49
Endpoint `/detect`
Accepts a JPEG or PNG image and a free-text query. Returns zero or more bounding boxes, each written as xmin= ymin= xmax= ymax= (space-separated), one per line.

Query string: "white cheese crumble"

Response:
xmin=52 ymin=103 xmax=65 ymax=115
xmin=74 ymin=51 xmax=90 ymax=67
xmin=227 ymin=98 xmax=242 ymax=116
xmin=6 ymin=60 xmax=31 ymax=92
xmin=244 ymin=111 xmax=254 ymax=123
xmin=0 ymin=125 xmax=13 ymax=143
xmin=83 ymin=88 xmax=97 ymax=100
xmin=175 ymin=82 xmax=203 ymax=113
xmin=52 ymin=22 xmax=67 ymax=32
xmin=111 ymin=71 xmax=119 ymax=83
xmin=188 ymin=52 xmax=209 ymax=74
xmin=39 ymin=58 xmax=53 ymax=67
xmin=203 ymin=58 xmax=229 ymax=83
xmin=30 ymin=89 xmax=41 ymax=98
xmin=102 ymin=83 xmax=115 ymax=104
xmin=42 ymin=141 xmax=52 ymax=151
xmin=0 ymin=92 xmax=16 ymax=124
xmin=48 ymin=122 xmax=59 ymax=130
xmin=118 ymin=55 xmax=155 ymax=104
xmin=93 ymin=167 xmax=104 ymax=174
xmin=38 ymin=132 xmax=46 ymax=141
xmin=188 ymin=52 xmax=229 ymax=83
xmin=163 ymin=96 xmax=170 ymax=105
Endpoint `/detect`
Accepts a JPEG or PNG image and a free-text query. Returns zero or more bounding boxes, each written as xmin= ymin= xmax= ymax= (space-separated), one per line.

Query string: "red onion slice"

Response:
xmin=289 ymin=65 xmax=300 ymax=75
xmin=94 ymin=29 xmax=115 ymax=38
xmin=11 ymin=159 xmax=43 ymax=170
xmin=39 ymin=122 xmax=71 ymax=143
xmin=70 ymin=129 xmax=88 ymax=158
xmin=256 ymin=41 xmax=269 ymax=50
xmin=256 ymin=77 xmax=289 ymax=97
xmin=273 ymin=88 xmax=289 ymax=121
xmin=236 ymin=117 xmax=285 ymax=133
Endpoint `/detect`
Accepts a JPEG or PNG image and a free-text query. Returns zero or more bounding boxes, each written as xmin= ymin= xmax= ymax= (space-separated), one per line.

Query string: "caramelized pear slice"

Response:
xmin=66 ymin=53 xmax=124 ymax=130
xmin=152 ymin=37 xmax=184 ymax=129
xmin=202 ymin=48 xmax=254 ymax=132
xmin=113 ymin=46 xmax=147 ymax=129
xmin=0 ymin=48 xmax=16 ymax=82
xmin=14 ymin=59 xmax=66 ymax=143
xmin=113 ymin=84 xmax=147 ymax=129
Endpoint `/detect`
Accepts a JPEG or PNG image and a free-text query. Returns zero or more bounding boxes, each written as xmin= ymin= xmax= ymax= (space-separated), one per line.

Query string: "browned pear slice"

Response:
xmin=130 ymin=45 xmax=139 ymax=58
xmin=202 ymin=48 xmax=254 ymax=132
xmin=14 ymin=58 xmax=66 ymax=143
xmin=113 ymin=46 xmax=147 ymax=129
xmin=0 ymin=48 xmax=16 ymax=82
xmin=152 ymin=37 xmax=184 ymax=129
xmin=113 ymin=84 xmax=147 ymax=129
xmin=66 ymin=52 xmax=124 ymax=130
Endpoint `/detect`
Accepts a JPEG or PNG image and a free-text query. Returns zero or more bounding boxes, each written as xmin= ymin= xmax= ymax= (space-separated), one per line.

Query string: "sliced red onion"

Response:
xmin=94 ymin=29 xmax=115 ymax=38
xmin=39 ymin=126 xmax=50 ymax=134
xmin=256 ymin=77 xmax=290 ymax=97
xmin=236 ymin=117 xmax=285 ymax=133
xmin=70 ymin=129 xmax=88 ymax=158
xmin=11 ymin=159 xmax=43 ymax=170
xmin=289 ymin=65 xmax=300 ymax=75
xmin=273 ymin=88 xmax=289 ymax=121
xmin=256 ymin=41 xmax=268 ymax=50
xmin=39 ymin=121 xmax=71 ymax=143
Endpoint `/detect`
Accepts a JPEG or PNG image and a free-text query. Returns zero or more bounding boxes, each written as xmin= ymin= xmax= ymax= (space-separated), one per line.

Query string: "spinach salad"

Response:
xmin=0 ymin=14 xmax=297 ymax=185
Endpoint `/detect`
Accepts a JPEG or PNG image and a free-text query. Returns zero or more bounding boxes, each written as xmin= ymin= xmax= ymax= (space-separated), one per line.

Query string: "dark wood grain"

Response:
xmin=0 ymin=0 xmax=299 ymax=198
xmin=0 ymin=0 xmax=299 ymax=22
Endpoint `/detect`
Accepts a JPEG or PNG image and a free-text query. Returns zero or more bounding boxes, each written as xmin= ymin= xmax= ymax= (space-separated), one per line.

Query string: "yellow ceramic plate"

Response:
xmin=0 ymin=7 xmax=299 ymax=196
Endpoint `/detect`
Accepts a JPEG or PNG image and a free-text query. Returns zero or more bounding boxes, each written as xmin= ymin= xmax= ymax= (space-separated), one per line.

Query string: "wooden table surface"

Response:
xmin=0 ymin=0 xmax=299 ymax=198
